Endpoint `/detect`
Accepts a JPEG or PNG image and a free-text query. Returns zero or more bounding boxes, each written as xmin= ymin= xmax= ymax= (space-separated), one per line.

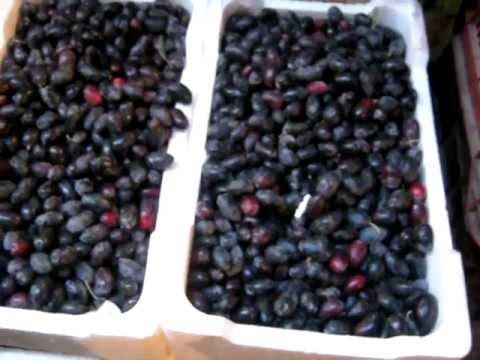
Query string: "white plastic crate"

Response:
xmin=154 ymin=1 xmax=472 ymax=359
xmin=0 ymin=0 xmax=206 ymax=359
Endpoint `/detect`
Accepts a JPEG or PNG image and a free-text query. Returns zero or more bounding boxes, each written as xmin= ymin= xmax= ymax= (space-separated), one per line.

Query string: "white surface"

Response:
xmin=0 ymin=349 xmax=91 ymax=360
xmin=155 ymin=0 xmax=472 ymax=359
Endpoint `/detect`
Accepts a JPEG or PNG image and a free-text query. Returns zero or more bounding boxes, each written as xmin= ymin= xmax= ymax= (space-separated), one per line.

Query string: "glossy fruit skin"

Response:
xmin=345 ymin=274 xmax=367 ymax=294
xmin=187 ymin=6 xmax=437 ymax=338
xmin=329 ymin=254 xmax=349 ymax=274
xmin=0 ymin=1 xmax=191 ymax=314
xmin=100 ymin=211 xmax=119 ymax=227
xmin=348 ymin=240 xmax=368 ymax=268
xmin=240 ymin=195 xmax=260 ymax=217
xmin=409 ymin=181 xmax=426 ymax=202
xmin=112 ymin=78 xmax=126 ymax=89
xmin=83 ymin=86 xmax=103 ymax=107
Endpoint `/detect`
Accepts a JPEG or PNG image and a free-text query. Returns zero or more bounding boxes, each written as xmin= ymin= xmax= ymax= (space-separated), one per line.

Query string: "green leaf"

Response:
xmin=154 ymin=36 xmax=169 ymax=63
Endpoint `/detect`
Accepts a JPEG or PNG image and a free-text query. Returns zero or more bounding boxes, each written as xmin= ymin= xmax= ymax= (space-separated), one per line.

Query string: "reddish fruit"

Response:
xmin=338 ymin=20 xmax=352 ymax=32
xmin=142 ymin=188 xmax=160 ymax=198
xmin=411 ymin=203 xmax=428 ymax=225
xmin=196 ymin=200 xmax=213 ymax=220
xmin=320 ymin=298 xmax=344 ymax=318
xmin=360 ymin=98 xmax=376 ymax=111
xmin=113 ymin=77 xmax=126 ymax=89
xmin=139 ymin=196 xmax=158 ymax=231
xmin=409 ymin=181 xmax=426 ymax=202
xmin=101 ymin=184 xmax=116 ymax=199
xmin=0 ymin=95 xmax=8 ymax=106
xmin=139 ymin=210 xmax=156 ymax=231
xmin=312 ymin=31 xmax=326 ymax=43
xmin=240 ymin=195 xmax=260 ymax=217
xmin=305 ymin=195 xmax=327 ymax=219
xmin=144 ymin=91 xmax=156 ymax=102
xmin=348 ymin=240 xmax=367 ymax=268
xmin=32 ymin=162 xmax=52 ymax=177
xmin=381 ymin=171 xmax=402 ymax=189
xmin=110 ymin=63 xmax=122 ymax=73
xmin=130 ymin=18 xmax=142 ymax=30
xmin=307 ymin=81 xmax=329 ymax=95
xmin=255 ymin=176 xmax=274 ymax=188
xmin=345 ymin=274 xmax=367 ymax=293
xmin=262 ymin=91 xmax=284 ymax=109
xmin=242 ymin=65 xmax=253 ymax=77
xmin=0 ymin=81 xmax=9 ymax=94
xmin=7 ymin=292 xmax=27 ymax=308
xmin=251 ymin=226 xmax=273 ymax=246
xmin=0 ymin=120 xmax=8 ymax=135
xmin=101 ymin=211 xmax=119 ymax=227
xmin=329 ymin=254 xmax=349 ymax=274
xmin=314 ymin=18 xmax=327 ymax=30
xmin=253 ymin=169 xmax=276 ymax=189
xmin=263 ymin=67 xmax=275 ymax=88
xmin=58 ymin=49 xmax=76 ymax=67
xmin=10 ymin=240 xmax=30 ymax=257
xmin=84 ymin=85 xmax=103 ymax=106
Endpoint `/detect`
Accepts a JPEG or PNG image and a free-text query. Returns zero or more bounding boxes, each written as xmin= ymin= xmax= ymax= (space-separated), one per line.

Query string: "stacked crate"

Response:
xmin=453 ymin=9 xmax=480 ymax=248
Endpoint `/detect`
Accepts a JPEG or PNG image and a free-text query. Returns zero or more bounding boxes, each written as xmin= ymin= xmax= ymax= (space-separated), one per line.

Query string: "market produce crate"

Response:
xmin=154 ymin=0 xmax=471 ymax=359
xmin=455 ymin=9 xmax=480 ymax=250
xmin=0 ymin=0 xmax=206 ymax=359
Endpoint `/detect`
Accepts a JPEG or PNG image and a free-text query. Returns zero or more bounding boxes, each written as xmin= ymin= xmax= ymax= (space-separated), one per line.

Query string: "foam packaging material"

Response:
xmin=155 ymin=1 xmax=472 ymax=359
xmin=0 ymin=0 xmax=206 ymax=359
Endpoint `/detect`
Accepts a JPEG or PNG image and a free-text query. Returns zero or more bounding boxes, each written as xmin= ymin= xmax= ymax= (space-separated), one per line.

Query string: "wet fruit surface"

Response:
xmin=187 ymin=7 xmax=438 ymax=337
xmin=0 ymin=0 xmax=191 ymax=313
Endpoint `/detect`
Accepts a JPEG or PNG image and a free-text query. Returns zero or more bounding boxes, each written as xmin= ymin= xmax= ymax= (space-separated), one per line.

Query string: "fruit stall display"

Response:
xmin=0 ymin=0 xmax=473 ymax=360
xmin=157 ymin=1 xmax=470 ymax=360
xmin=187 ymin=6 xmax=436 ymax=337
xmin=0 ymin=0 xmax=192 ymax=314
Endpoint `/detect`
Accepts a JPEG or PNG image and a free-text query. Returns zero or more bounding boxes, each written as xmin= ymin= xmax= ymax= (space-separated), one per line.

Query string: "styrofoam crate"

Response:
xmin=0 ymin=1 xmax=207 ymax=359
xmin=154 ymin=1 xmax=472 ymax=359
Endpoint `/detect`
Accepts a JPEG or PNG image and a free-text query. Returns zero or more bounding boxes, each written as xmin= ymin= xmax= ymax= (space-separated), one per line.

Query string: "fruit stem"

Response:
xmin=294 ymin=194 xmax=311 ymax=219
xmin=82 ymin=280 xmax=104 ymax=305
xmin=369 ymin=221 xmax=381 ymax=233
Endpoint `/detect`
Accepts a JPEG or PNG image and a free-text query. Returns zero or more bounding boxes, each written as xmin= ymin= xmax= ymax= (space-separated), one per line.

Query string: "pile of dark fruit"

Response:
xmin=187 ymin=7 xmax=438 ymax=337
xmin=0 ymin=0 xmax=191 ymax=314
